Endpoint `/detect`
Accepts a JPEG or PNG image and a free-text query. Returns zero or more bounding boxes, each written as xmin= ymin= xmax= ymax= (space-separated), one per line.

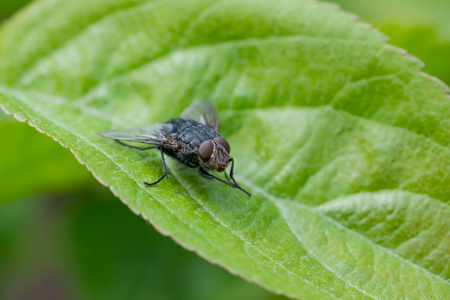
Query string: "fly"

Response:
xmin=98 ymin=100 xmax=251 ymax=197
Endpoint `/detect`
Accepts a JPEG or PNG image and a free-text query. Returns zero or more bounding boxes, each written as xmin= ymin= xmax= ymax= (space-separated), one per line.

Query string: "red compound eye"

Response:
xmin=198 ymin=140 xmax=214 ymax=162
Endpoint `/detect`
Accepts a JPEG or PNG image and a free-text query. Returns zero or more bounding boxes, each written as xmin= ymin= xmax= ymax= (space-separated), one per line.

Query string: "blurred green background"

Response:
xmin=1 ymin=0 xmax=449 ymax=299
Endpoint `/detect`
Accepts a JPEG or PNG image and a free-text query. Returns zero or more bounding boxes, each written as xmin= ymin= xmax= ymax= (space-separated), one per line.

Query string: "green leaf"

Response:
xmin=1 ymin=0 xmax=449 ymax=299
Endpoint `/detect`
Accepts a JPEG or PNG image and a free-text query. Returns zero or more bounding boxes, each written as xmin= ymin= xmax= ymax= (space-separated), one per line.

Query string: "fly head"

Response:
xmin=198 ymin=138 xmax=231 ymax=172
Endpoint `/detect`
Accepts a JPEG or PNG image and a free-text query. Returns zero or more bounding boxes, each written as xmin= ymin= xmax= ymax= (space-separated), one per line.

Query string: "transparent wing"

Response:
xmin=98 ymin=123 xmax=172 ymax=145
xmin=180 ymin=100 xmax=219 ymax=133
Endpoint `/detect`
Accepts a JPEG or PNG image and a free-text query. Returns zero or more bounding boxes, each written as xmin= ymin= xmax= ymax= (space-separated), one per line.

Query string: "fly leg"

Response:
xmin=144 ymin=148 xmax=167 ymax=186
xmin=227 ymin=158 xmax=252 ymax=197
xmin=199 ymin=167 xmax=234 ymax=187
xmin=116 ymin=140 xmax=157 ymax=150
xmin=200 ymin=165 xmax=251 ymax=197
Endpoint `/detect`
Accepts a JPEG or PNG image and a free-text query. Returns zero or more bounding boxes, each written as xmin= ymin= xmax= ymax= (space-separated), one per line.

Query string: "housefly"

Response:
xmin=98 ymin=100 xmax=251 ymax=197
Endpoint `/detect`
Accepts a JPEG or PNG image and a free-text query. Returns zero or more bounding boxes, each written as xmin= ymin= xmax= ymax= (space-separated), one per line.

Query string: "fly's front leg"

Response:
xmin=144 ymin=148 xmax=167 ymax=186
xmin=227 ymin=158 xmax=252 ymax=197
xmin=199 ymin=167 xmax=233 ymax=185
xmin=228 ymin=158 xmax=238 ymax=185
xmin=116 ymin=140 xmax=157 ymax=150
xmin=200 ymin=166 xmax=252 ymax=197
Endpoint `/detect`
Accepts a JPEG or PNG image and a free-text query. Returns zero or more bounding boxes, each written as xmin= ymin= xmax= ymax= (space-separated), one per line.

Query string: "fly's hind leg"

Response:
xmin=144 ymin=148 xmax=167 ymax=186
